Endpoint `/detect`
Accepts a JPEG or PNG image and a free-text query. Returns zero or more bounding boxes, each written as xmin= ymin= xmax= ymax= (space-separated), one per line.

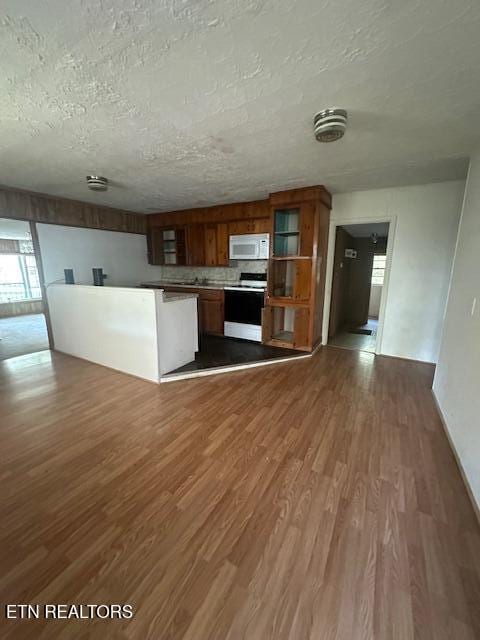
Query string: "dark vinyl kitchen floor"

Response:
xmin=166 ymin=334 xmax=304 ymax=376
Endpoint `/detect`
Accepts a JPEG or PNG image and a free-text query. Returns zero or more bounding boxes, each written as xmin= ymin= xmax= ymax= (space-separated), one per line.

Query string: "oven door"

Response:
xmin=224 ymin=289 xmax=264 ymax=325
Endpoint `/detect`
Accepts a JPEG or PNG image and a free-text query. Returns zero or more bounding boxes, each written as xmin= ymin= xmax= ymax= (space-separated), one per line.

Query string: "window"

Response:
xmin=371 ymin=254 xmax=387 ymax=286
xmin=0 ymin=252 xmax=42 ymax=303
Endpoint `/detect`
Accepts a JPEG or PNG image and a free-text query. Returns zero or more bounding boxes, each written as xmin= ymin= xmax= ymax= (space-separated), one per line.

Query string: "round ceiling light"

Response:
xmin=313 ymin=108 xmax=348 ymax=142
xmin=86 ymin=175 xmax=108 ymax=191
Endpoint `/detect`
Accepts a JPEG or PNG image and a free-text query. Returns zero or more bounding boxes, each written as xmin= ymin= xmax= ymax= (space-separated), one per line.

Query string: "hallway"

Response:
xmin=328 ymin=317 xmax=378 ymax=353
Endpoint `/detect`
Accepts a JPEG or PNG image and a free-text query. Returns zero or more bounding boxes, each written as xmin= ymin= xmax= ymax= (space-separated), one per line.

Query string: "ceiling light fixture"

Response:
xmin=314 ymin=108 xmax=348 ymax=142
xmin=86 ymin=175 xmax=108 ymax=191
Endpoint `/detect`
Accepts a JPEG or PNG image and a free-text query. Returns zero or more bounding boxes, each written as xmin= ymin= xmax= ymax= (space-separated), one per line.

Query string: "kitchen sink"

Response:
xmin=171 ymin=280 xmax=210 ymax=286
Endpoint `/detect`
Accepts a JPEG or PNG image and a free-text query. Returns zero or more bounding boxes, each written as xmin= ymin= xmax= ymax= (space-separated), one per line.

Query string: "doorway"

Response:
xmin=327 ymin=222 xmax=389 ymax=354
xmin=0 ymin=219 xmax=49 ymax=360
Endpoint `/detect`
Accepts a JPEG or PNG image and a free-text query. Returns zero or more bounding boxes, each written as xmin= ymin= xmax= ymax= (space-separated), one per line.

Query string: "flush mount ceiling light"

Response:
xmin=313 ymin=108 xmax=348 ymax=142
xmin=86 ymin=175 xmax=108 ymax=191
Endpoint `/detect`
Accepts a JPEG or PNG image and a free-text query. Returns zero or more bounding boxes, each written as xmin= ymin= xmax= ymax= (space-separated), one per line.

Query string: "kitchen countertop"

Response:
xmin=161 ymin=291 xmax=199 ymax=303
xmin=141 ymin=280 xmax=235 ymax=290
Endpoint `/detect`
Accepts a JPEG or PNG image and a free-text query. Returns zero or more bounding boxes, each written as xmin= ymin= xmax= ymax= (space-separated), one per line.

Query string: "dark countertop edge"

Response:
xmin=141 ymin=281 xmax=233 ymax=290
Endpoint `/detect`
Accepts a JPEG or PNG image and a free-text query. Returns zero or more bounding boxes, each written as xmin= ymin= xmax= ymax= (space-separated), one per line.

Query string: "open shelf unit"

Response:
xmin=148 ymin=227 xmax=187 ymax=265
xmin=263 ymin=187 xmax=331 ymax=351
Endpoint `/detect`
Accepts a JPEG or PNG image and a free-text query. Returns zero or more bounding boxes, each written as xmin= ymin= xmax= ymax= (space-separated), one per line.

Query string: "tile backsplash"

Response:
xmin=151 ymin=260 xmax=268 ymax=284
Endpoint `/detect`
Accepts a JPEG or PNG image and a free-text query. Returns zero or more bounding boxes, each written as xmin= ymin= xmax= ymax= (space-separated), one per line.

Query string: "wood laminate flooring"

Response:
xmin=1 ymin=348 xmax=479 ymax=639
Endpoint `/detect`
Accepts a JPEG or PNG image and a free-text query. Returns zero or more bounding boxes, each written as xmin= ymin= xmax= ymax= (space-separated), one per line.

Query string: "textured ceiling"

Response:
xmin=1 ymin=0 xmax=479 ymax=213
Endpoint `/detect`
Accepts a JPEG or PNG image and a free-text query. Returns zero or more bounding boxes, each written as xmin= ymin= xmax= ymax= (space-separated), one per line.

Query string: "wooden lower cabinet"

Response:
xmin=161 ymin=286 xmax=224 ymax=336
xmin=199 ymin=298 xmax=224 ymax=335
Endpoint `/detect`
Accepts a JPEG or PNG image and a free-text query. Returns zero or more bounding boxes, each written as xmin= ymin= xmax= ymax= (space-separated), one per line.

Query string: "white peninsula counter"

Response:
xmin=46 ymin=284 xmax=198 ymax=382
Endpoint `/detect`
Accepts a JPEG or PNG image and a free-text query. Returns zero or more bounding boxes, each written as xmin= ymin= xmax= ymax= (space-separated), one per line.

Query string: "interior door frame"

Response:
xmin=29 ymin=221 xmax=54 ymax=350
xmin=321 ymin=214 xmax=397 ymax=355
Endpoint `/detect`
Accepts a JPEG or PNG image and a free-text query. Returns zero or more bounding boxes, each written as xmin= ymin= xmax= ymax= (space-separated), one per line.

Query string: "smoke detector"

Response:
xmin=86 ymin=176 xmax=108 ymax=191
xmin=314 ymin=109 xmax=348 ymax=142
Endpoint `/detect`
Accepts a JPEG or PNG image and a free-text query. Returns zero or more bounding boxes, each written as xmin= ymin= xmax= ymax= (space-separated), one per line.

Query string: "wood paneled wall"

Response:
xmin=0 ymin=186 xmax=146 ymax=235
xmin=147 ymin=199 xmax=270 ymax=227
xmin=0 ymin=299 xmax=43 ymax=318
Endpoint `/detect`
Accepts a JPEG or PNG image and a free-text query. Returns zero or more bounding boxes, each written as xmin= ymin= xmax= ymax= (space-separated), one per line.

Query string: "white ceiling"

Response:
xmin=341 ymin=222 xmax=389 ymax=238
xmin=1 ymin=0 xmax=479 ymax=213
xmin=0 ymin=218 xmax=31 ymax=240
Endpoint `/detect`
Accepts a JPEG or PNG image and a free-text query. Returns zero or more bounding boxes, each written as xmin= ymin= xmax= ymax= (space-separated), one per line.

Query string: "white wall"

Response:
xmin=37 ymin=224 xmax=162 ymax=286
xmin=330 ymin=181 xmax=465 ymax=362
xmin=368 ymin=284 xmax=382 ymax=317
xmin=36 ymin=223 xmax=269 ymax=287
xmin=433 ymin=153 xmax=480 ymax=511
xmin=47 ymin=284 xmax=160 ymax=382
xmin=47 ymin=284 xmax=199 ymax=380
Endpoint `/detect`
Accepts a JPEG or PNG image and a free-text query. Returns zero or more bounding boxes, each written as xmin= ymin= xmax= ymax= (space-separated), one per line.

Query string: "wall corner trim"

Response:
xmin=431 ymin=389 xmax=480 ymax=525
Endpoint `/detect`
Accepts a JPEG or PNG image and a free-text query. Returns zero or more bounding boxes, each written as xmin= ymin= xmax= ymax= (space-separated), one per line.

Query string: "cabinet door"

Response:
xmin=204 ymin=225 xmax=218 ymax=266
xmin=228 ymin=220 xmax=251 ymax=236
xmin=187 ymin=224 xmax=205 ymax=265
xmin=216 ymin=223 xmax=229 ymax=265
xmin=147 ymin=228 xmax=164 ymax=265
xmin=199 ymin=299 xmax=224 ymax=335
xmin=299 ymin=202 xmax=316 ymax=257
xmin=204 ymin=223 xmax=229 ymax=266
xmin=261 ymin=305 xmax=273 ymax=343
xmin=294 ymin=307 xmax=310 ymax=349
xmin=293 ymin=259 xmax=312 ymax=301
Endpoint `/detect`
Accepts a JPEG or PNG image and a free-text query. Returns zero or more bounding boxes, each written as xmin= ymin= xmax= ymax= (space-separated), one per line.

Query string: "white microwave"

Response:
xmin=229 ymin=233 xmax=269 ymax=260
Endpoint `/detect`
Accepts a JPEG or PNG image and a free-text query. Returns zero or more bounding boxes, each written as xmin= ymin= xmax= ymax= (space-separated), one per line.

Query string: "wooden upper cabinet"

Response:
xmin=150 ymin=219 xmax=266 ymax=267
xmin=228 ymin=218 xmax=270 ymax=236
xmin=189 ymin=222 xmax=229 ymax=267
xmin=146 ymin=198 xmax=270 ymax=267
